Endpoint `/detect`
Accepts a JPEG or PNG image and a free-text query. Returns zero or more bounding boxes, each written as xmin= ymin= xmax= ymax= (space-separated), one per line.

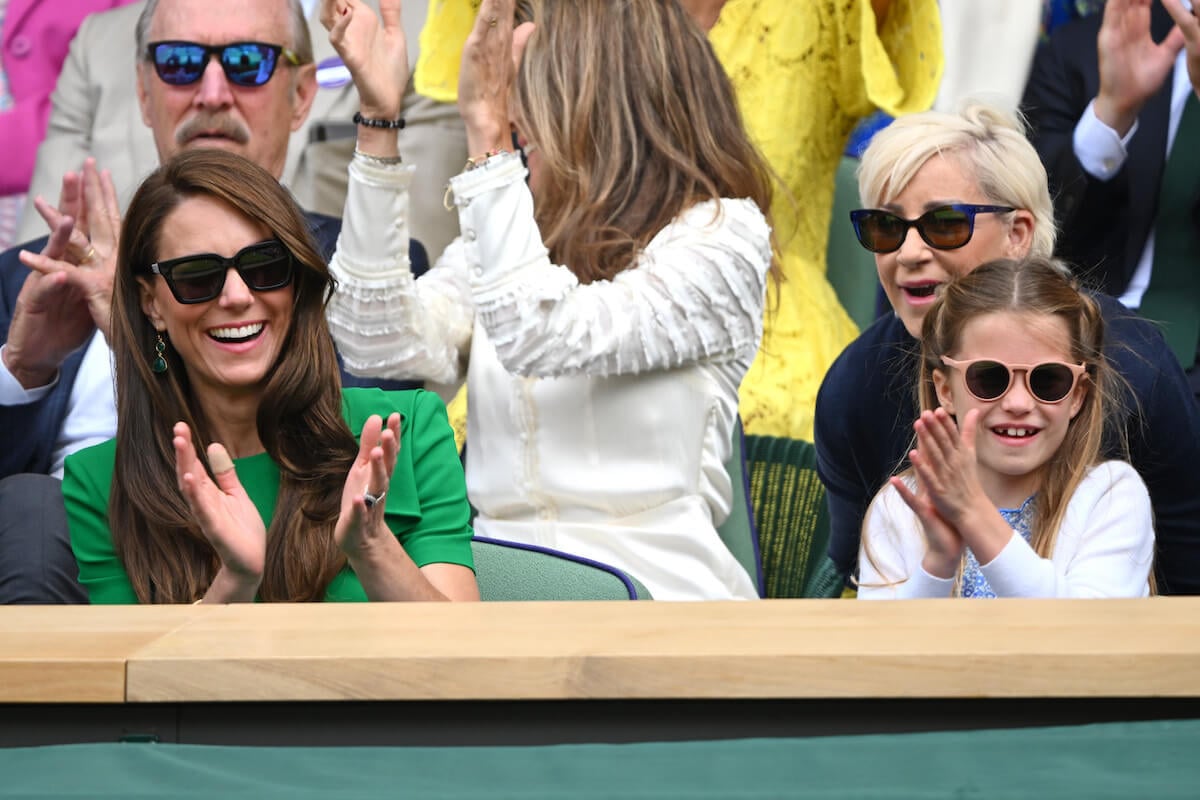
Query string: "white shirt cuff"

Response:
xmin=0 ymin=345 xmax=58 ymax=405
xmin=1073 ymin=99 xmax=1137 ymax=180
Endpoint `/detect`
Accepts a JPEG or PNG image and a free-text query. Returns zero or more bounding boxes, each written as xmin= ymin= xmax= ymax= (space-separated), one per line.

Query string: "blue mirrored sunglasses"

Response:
xmin=147 ymin=40 xmax=299 ymax=87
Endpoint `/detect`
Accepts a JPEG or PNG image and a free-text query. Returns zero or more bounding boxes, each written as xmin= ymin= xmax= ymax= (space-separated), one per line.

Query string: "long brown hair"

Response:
xmin=109 ymin=148 xmax=356 ymax=603
xmin=512 ymin=0 xmax=775 ymax=283
xmin=917 ymin=257 xmax=1120 ymax=586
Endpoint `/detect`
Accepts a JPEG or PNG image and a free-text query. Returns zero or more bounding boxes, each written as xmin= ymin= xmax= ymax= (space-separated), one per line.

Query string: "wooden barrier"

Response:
xmin=3 ymin=599 xmax=1200 ymax=745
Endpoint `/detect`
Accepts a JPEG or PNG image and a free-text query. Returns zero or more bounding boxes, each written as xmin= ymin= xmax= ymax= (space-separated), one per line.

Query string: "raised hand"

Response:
xmin=17 ymin=160 xmax=122 ymax=342
xmin=335 ymin=413 xmax=401 ymax=558
xmin=1095 ymin=0 xmax=1187 ymax=135
xmin=173 ymin=422 xmax=266 ymax=599
xmin=320 ymin=0 xmax=408 ymax=120
xmin=457 ymin=0 xmax=536 ymax=157
xmin=1161 ymin=0 xmax=1200 ymax=99
xmin=3 ymin=214 xmax=93 ymax=389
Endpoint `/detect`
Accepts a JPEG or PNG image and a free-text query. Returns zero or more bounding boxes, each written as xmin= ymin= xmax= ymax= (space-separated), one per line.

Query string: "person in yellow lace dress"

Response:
xmin=416 ymin=0 xmax=942 ymax=444
xmin=698 ymin=0 xmax=942 ymax=440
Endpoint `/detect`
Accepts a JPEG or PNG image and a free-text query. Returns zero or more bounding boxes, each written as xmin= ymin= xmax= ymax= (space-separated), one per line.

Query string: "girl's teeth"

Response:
xmin=996 ymin=427 xmax=1034 ymax=438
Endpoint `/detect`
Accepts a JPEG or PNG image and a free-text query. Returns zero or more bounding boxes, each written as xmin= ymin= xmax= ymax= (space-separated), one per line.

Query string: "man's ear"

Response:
xmin=932 ymin=368 xmax=956 ymax=415
xmin=136 ymin=62 xmax=153 ymax=128
xmin=138 ymin=278 xmax=166 ymax=331
xmin=289 ymin=63 xmax=318 ymax=132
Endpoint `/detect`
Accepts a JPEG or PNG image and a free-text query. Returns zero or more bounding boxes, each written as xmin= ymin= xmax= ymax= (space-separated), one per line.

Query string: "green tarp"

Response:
xmin=3 ymin=718 xmax=1197 ymax=799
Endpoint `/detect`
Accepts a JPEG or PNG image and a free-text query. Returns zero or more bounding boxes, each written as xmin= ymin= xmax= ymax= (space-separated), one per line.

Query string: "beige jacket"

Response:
xmin=16 ymin=0 xmax=368 ymax=240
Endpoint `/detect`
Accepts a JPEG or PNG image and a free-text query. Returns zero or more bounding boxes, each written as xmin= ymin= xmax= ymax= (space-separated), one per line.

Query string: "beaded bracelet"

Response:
xmin=353 ymin=111 xmax=406 ymax=129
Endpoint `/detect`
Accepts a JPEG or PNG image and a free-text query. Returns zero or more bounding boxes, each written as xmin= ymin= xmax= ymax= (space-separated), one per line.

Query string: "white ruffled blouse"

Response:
xmin=326 ymin=152 xmax=771 ymax=600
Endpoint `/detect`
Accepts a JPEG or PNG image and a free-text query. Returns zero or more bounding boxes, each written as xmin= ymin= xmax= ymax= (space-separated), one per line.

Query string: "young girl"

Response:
xmin=857 ymin=256 xmax=1155 ymax=598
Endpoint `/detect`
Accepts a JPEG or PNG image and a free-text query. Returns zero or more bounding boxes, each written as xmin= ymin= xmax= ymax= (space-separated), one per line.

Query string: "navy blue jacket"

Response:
xmin=815 ymin=294 xmax=1200 ymax=595
xmin=0 ymin=211 xmax=428 ymax=477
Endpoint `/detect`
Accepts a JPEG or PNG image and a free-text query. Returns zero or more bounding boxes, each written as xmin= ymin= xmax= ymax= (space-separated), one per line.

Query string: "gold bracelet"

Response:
xmin=464 ymin=149 xmax=509 ymax=171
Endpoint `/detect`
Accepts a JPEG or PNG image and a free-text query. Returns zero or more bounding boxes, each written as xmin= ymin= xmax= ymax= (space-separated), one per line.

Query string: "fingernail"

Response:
xmin=209 ymin=448 xmax=234 ymax=473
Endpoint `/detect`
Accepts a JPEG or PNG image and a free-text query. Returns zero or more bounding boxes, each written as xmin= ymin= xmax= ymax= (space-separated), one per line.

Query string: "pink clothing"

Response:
xmin=0 ymin=0 xmax=136 ymax=194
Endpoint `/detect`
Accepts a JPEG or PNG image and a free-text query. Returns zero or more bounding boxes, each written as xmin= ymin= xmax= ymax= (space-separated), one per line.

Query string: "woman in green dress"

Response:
xmin=63 ymin=148 xmax=478 ymax=604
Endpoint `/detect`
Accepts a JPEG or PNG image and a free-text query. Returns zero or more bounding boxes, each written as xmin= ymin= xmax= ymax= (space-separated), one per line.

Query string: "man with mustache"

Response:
xmin=0 ymin=0 xmax=424 ymax=603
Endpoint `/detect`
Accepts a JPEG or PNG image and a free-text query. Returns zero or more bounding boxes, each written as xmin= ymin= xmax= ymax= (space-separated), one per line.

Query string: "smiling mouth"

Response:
xmin=208 ymin=323 xmax=264 ymax=344
xmin=992 ymin=426 xmax=1040 ymax=440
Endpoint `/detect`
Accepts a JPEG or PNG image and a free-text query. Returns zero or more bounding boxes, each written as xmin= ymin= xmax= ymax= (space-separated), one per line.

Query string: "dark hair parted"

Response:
xmin=109 ymin=148 xmax=356 ymax=603
xmin=512 ymin=0 xmax=776 ymax=284
xmin=918 ymin=256 xmax=1119 ymax=564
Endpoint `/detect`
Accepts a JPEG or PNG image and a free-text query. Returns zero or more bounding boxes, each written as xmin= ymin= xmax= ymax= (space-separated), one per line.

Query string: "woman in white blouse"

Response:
xmin=319 ymin=0 xmax=776 ymax=599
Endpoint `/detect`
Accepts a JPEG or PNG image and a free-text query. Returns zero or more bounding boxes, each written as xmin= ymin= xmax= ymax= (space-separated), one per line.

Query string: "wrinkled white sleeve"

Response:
xmin=446 ymin=152 xmax=771 ymax=377
xmin=325 ymin=154 xmax=474 ymax=386
xmin=857 ymin=481 xmax=955 ymax=599
xmin=979 ymin=461 xmax=1155 ymax=598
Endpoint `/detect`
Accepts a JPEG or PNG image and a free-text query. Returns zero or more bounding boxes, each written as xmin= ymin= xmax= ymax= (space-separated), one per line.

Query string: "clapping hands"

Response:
xmin=889 ymin=408 xmax=990 ymax=578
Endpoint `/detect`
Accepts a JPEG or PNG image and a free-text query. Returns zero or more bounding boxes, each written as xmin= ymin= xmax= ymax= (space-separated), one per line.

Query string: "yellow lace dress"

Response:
xmin=709 ymin=0 xmax=942 ymax=440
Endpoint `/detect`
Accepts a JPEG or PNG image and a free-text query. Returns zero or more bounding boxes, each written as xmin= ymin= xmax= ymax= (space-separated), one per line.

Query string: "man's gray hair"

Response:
xmin=135 ymin=0 xmax=313 ymax=65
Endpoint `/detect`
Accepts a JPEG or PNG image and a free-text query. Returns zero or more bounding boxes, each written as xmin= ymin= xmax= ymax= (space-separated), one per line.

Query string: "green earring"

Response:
xmin=152 ymin=333 xmax=168 ymax=374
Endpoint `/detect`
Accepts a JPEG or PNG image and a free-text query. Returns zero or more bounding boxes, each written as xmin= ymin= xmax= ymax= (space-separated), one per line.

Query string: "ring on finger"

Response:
xmin=363 ymin=489 xmax=387 ymax=509
xmin=82 ymin=245 xmax=97 ymax=263
xmin=489 ymin=15 xmax=498 ymax=26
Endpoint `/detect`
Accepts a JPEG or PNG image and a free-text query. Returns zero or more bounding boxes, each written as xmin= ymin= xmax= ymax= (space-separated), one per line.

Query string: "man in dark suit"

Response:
xmin=0 ymin=0 xmax=425 ymax=603
xmin=1022 ymin=0 xmax=1200 ymax=390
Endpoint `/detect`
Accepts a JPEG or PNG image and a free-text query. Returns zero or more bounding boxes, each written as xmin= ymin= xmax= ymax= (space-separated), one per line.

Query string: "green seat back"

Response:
xmin=471 ymin=537 xmax=652 ymax=600
xmin=827 ymin=155 xmax=881 ymax=331
xmin=743 ymin=435 xmax=840 ymax=598
xmin=717 ymin=416 xmax=765 ymax=596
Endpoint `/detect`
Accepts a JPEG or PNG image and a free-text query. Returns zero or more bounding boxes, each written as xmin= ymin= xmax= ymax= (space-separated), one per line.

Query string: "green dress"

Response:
xmin=63 ymin=388 xmax=474 ymax=604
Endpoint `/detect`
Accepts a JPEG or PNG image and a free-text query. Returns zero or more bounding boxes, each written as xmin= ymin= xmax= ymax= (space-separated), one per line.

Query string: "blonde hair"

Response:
xmin=857 ymin=102 xmax=1057 ymax=261
xmin=511 ymin=0 xmax=775 ymax=284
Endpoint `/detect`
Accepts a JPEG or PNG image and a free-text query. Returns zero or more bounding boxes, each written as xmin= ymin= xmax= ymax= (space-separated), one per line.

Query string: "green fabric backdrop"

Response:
xmin=3 ymin=719 xmax=1198 ymax=798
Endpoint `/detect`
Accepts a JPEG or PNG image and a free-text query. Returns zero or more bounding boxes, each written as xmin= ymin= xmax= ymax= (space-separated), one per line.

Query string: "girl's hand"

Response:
xmin=320 ymin=0 xmax=409 ymax=120
xmin=173 ymin=422 xmax=266 ymax=589
xmin=907 ymin=407 xmax=992 ymax=528
xmin=335 ymin=413 xmax=401 ymax=558
xmin=457 ymin=0 xmax=536 ymax=156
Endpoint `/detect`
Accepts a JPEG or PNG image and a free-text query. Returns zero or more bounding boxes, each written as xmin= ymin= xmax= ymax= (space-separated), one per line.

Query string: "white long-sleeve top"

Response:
xmin=857 ymin=461 xmax=1155 ymax=599
xmin=326 ymin=152 xmax=771 ymax=600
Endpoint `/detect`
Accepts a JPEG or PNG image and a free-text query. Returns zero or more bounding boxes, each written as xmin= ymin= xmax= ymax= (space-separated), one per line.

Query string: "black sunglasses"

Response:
xmin=849 ymin=204 xmax=1016 ymax=253
xmin=149 ymin=240 xmax=294 ymax=304
xmin=147 ymin=41 xmax=300 ymax=87
xmin=940 ymin=357 xmax=1088 ymax=404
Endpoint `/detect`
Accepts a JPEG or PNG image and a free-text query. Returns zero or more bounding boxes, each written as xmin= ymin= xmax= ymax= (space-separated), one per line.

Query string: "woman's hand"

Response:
xmin=457 ymin=0 xmax=536 ymax=157
xmin=173 ymin=422 xmax=266 ymax=599
xmin=335 ymin=413 xmax=401 ymax=558
xmin=320 ymin=0 xmax=408 ymax=121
